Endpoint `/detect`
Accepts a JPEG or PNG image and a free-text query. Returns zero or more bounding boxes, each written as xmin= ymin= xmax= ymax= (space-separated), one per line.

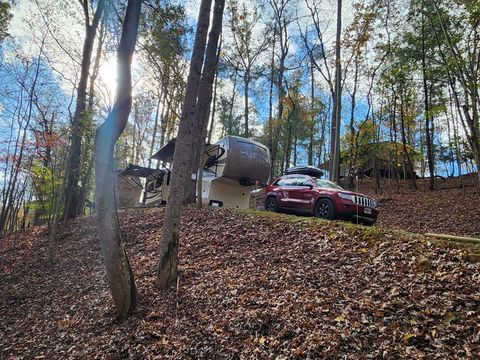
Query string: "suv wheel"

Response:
xmin=314 ymin=198 xmax=335 ymax=220
xmin=265 ymin=197 xmax=278 ymax=212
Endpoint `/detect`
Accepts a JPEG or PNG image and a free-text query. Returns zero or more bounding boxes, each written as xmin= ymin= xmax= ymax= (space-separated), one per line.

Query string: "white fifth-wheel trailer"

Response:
xmin=116 ymin=136 xmax=271 ymax=209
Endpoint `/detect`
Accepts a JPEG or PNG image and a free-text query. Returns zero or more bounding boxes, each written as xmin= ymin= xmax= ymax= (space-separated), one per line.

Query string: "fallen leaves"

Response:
xmin=357 ymin=174 xmax=480 ymax=237
xmin=0 ymin=206 xmax=479 ymax=358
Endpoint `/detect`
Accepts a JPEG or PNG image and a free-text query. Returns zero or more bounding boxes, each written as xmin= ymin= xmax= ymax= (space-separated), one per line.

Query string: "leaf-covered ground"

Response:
xmin=357 ymin=174 xmax=480 ymax=237
xmin=1 ymin=207 xmax=480 ymax=359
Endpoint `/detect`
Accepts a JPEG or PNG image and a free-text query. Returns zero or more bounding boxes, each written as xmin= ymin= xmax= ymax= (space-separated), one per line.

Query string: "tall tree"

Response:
xmin=420 ymin=5 xmax=435 ymax=189
xmin=64 ymin=0 xmax=106 ymax=221
xmin=330 ymin=0 xmax=342 ymax=183
xmin=267 ymin=0 xmax=294 ymax=176
xmin=156 ymin=0 xmax=213 ymax=289
xmin=224 ymin=0 xmax=268 ymax=137
xmin=186 ymin=0 xmax=225 ymax=204
xmin=94 ymin=0 xmax=142 ymax=321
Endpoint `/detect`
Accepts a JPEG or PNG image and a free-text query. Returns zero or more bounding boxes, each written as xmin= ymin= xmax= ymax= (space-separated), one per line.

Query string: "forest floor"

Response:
xmin=354 ymin=173 xmax=480 ymax=237
xmin=1 ymin=206 xmax=480 ymax=359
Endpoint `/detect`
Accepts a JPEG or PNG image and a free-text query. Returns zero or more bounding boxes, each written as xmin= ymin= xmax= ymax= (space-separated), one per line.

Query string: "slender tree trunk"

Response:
xmin=347 ymin=54 xmax=359 ymax=188
xmin=421 ymin=9 xmax=434 ymax=189
xmin=185 ymin=0 xmax=224 ymax=204
xmin=156 ymin=0 xmax=213 ymax=289
xmin=228 ymin=71 xmax=237 ymax=134
xmin=207 ymin=40 xmax=221 ymax=143
xmin=244 ymin=71 xmax=250 ymax=137
xmin=94 ymin=0 xmax=141 ymax=322
xmin=400 ymin=90 xmax=418 ymax=189
xmin=308 ymin=52 xmax=315 ymax=165
xmin=64 ymin=0 xmax=105 ymax=221
xmin=391 ymin=90 xmax=400 ymax=192
xmin=268 ymin=31 xmax=275 ymax=177
xmin=158 ymin=87 xmax=169 ymax=149
xmin=330 ymin=0 xmax=342 ymax=183
xmin=77 ymin=16 xmax=107 ymax=216
xmin=284 ymin=123 xmax=292 ymax=171
xmin=293 ymin=126 xmax=298 ymax=166
xmin=195 ymin=0 xmax=225 ymax=208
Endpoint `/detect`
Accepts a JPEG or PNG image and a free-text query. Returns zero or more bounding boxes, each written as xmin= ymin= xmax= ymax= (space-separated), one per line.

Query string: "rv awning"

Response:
xmin=117 ymin=164 xmax=160 ymax=178
xmin=151 ymin=138 xmax=176 ymax=162
xmin=151 ymin=138 xmax=220 ymax=163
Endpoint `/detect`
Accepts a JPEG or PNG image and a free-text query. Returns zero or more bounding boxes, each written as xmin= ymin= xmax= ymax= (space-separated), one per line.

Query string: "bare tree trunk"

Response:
xmin=156 ymin=0 xmax=213 ymax=289
xmin=347 ymin=53 xmax=359 ymax=188
xmin=421 ymin=9 xmax=435 ymax=190
xmin=268 ymin=31 xmax=275 ymax=176
xmin=244 ymin=71 xmax=250 ymax=137
xmin=228 ymin=71 xmax=238 ymax=134
xmin=195 ymin=0 xmax=225 ymax=208
xmin=400 ymin=90 xmax=418 ymax=189
xmin=64 ymin=0 xmax=106 ymax=221
xmin=94 ymin=0 xmax=141 ymax=321
xmin=330 ymin=0 xmax=342 ymax=183
xmin=390 ymin=90 xmax=400 ymax=193
xmin=284 ymin=122 xmax=292 ymax=171
xmin=185 ymin=0 xmax=224 ymax=204
xmin=308 ymin=52 xmax=315 ymax=165
xmin=207 ymin=40 xmax=222 ymax=144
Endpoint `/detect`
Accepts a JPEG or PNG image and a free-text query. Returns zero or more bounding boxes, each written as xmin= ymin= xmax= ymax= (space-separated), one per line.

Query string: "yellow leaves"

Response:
xmin=334 ymin=314 xmax=345 ymax=322
xmin=402 ymin=332 xmax=416 ymax=342
xmin=258 ymin=336 xmax=266 ymax=345
xmin=445 ymin=313 xmax=457 ymax=326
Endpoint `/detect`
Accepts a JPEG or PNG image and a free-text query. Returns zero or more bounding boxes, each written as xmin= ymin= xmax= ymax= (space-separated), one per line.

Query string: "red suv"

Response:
xmin=264 ymin=174 xmax=379 ymax=224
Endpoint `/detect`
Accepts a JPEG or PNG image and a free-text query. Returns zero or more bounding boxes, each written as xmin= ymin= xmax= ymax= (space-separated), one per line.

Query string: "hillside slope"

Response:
xmin=1 ymin=208 xmax=479 ymax=358
xmin=356 ymin=174 xmax=480 ymax=237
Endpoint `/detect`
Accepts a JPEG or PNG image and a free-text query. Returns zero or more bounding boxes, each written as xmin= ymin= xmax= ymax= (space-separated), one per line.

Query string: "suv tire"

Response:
xmin=265 ymin=197 xmax=279 ymax=212
xmin=314 ymin=198 xmax=335 ymax=220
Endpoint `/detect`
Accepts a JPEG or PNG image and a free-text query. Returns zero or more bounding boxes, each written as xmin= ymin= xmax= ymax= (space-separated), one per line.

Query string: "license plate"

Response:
xmin=364 ymin=207 xmax=372 ymax=215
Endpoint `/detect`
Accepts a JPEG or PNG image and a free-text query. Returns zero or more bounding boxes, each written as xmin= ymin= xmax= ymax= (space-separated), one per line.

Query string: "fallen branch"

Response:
xmin=424 ymin=233 xmax=480 ymax=244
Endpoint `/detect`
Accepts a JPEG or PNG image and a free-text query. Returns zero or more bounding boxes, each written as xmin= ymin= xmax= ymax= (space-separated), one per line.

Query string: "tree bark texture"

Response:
xmin=330 ymin=0 xmax=342 ymax=183
xmin=187 ymin=7 xmax=224 ymax=206
xmin=64 ymin=0 xmax=105 ymax=221
xmin=94 ymin=0 xmax=141 ymax=321
xmin=156 ymin=0 xmax=213 ymax=289
xmin=421 ymin=9 xmax=435 ymax=190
